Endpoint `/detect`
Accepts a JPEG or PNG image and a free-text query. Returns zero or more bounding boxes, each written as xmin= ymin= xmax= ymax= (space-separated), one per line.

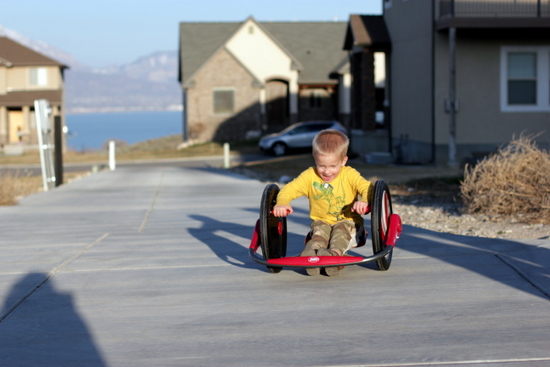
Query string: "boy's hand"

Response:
xmin=273 ymin=205 xmax=293 ymax=217
xmin=352 ymin=201 xmax=369 ymax=215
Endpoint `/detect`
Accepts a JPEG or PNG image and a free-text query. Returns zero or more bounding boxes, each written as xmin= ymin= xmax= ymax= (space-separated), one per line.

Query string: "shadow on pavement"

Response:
xmin=397 ymin=224 xmax=550 ymax=301
xmin=0 ymin=272 xmax=107 ymax=366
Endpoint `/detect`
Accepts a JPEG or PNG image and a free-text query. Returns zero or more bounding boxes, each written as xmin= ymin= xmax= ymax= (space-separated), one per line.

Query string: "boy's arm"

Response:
xmin=275 ymin=169 xmax=311 ymax=207
xmin=350 ymin=168 xmax=374 ymax=204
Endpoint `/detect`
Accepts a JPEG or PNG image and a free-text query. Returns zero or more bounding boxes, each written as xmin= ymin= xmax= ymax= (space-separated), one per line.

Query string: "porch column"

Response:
xmin=339 ymin=72 xmax=352 ymax=129
xmin=259 ymin=88 xmax=266 ymax=130
xmin=23 ymin=105 xmax=30 ymax=144
xmin=0 ymin=106 xmax=6 ymax=145
xmin=289 ymin=78 xmax=298 ymax=123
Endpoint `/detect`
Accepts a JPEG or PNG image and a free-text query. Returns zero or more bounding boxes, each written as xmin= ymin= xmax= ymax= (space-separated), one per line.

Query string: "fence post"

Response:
xmin=223 ymin=143 xmax=230 ymax=168
xmin=109 ymin=140 xmax=116 ymax=171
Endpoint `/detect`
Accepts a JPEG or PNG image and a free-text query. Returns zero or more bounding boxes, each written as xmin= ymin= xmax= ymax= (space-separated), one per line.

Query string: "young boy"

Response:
xmin=273 ymin=129 xmax=373 ymax=276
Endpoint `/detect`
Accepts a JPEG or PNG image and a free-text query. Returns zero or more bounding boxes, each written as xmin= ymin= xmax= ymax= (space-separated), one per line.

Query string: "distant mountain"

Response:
xmin=0 ymin=25 xmax=182 ymax=114
xmin=65 ymin=51 xmax=182 ymax=114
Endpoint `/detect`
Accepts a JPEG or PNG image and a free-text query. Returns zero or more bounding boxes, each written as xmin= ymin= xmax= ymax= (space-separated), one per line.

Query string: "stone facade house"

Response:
xmin=178 ymin=17 xmax=351 ymax=142
xmin=0 ymin=36 xmax=67 ymax=152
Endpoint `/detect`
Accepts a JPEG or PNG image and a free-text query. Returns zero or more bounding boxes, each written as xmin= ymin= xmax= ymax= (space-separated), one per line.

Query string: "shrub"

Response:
xmin=461 ymin=134 xmax=550 ymax=223
xmin=0 ymin=171 xmax=41 ymax=206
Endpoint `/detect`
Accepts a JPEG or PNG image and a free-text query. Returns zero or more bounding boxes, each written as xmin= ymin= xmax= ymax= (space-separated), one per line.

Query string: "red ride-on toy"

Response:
xmin=248 ymin=180 xmax=402 ymax=274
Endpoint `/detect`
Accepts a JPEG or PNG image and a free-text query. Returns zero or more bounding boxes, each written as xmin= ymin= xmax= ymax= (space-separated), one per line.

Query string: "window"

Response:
xmin=29 ymin=67 xmax=48 ymax=86
xmin=507 ymin=52 xmax=536 ymax=105
xmin=501 ymin=46 xmax=550 ymax=112
xmin=213 ymin=89 xmax=234 ymax=114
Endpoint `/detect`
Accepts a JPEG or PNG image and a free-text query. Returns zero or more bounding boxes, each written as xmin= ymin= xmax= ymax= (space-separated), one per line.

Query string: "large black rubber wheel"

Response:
xmin=371 ymin=180 xmax=394 ymax=271
xmin=260 ymin=184 xmax=287 ymax=273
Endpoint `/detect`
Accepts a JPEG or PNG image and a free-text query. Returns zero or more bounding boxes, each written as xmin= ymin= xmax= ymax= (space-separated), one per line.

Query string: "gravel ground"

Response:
xmin=233 ymin=164 xmax=549 ymax=241
xmin=392 ymin=194 xmax=549 ymax=240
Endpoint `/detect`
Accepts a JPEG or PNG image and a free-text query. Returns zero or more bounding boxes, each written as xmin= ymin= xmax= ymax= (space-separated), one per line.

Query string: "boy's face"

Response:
xmin=314 ymin=154 xmax=348 ymax=183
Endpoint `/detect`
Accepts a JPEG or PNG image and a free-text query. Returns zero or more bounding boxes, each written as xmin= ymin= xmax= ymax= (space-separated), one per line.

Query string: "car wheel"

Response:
xmin=272 ymin=142 xmax=287 ymax=156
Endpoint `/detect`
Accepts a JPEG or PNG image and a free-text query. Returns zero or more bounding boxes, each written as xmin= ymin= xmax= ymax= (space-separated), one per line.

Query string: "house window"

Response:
xmin=501 ymin=46 xmax=550 ymax=112
xmin=213 ymin=89 xmax=234 ymax=114
xmin=507 ymin=52 xmax=536 ymax=105
xmin=29 ymin=67 xmax=48 ymax=86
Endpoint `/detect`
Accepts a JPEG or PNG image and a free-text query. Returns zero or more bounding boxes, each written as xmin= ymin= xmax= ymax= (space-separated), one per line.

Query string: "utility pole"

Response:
xmin=448 ymin=27 xmax=458 ymax=167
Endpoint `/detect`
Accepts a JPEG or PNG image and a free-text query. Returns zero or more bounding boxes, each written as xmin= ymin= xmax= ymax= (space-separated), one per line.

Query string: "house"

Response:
xmin=348 ymin=0 xmax=550 ymax=166
xmin=178 ymin=17 xmax=351 ymax=143
xmin=0 ymin=36 xmax=67 ymax=152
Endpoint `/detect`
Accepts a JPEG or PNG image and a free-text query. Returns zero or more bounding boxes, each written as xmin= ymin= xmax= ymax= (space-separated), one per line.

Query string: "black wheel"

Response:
xmin=371 ymin=180 xmax=393 ymax=271
xmin=260 ymin=184 xmax=287 ymax=273
xmin=272 ymin=142 xmax=287 ymax=157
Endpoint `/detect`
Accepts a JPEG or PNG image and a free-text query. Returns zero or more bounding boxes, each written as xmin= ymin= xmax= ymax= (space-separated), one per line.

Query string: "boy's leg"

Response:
xmin=329 ymin=220 xmax=355 ymax=255
xmin=302 ymin=220 xmax=331 ymax=254
xmin=317 ymin=220 xmax=355 ymax=277
xmin=301 ymin=220 xmax=331 ymax=276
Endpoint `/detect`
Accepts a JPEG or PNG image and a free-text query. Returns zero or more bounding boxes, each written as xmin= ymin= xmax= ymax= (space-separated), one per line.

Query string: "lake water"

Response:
xmin=65 ymin=111 xmax=183 ymax=151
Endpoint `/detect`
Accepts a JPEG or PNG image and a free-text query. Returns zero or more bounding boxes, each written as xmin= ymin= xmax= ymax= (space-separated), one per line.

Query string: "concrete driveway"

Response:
xmin=0 ymin=165 xmax=549 ymax=367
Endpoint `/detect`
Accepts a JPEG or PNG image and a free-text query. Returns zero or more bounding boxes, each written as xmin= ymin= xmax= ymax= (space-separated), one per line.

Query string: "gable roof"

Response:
xmin=343 ymin=15 xmax=391 ymax=51
xmin=0 ymin=36 xmax=67 ymax=68
xmin=179 ymin=19 xmax=348 ymax=86
xmin=261 ymin=22 xmax=348 ymax=84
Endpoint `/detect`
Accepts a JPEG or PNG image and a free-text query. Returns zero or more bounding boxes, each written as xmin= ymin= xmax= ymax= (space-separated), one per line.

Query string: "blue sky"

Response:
xmin=1 ymin=0 xmax=382 ymax=68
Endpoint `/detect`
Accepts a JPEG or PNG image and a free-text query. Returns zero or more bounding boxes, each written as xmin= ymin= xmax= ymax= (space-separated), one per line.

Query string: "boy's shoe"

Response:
xmin=317 ymin=248 xmax=341 ymax=277
xmin=300 ymin=248 xmax=320 ymax=276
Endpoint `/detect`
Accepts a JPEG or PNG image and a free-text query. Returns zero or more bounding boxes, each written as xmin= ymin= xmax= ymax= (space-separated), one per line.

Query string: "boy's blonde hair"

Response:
xmin=312 ymin=129 xmax=349 ymax=159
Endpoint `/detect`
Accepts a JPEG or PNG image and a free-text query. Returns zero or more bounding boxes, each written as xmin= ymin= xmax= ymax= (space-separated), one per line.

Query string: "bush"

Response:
xmin=0 ymin=171 xmax=41 ymax=206
xmin=461 ymin=134 xmax=550 ymax=223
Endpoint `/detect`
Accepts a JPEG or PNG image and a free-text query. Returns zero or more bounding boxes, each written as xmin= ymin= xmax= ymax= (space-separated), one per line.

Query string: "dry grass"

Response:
xmin=0 ymin=170 xmax=90 ymax=206
xmin=461 ymin=134 xmax=550 ymax=224
xmin=0 ymin=171 xmax=43 ymax=206
xmin=0 ymin=135 xmax=258 ymax=166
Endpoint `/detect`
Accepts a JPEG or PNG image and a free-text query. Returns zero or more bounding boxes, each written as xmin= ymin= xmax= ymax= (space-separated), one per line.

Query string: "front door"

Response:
xmin=8 ymin=110 xmax=24 ymax=143
xmin=266 ymin=80 xmax=288 ymax=132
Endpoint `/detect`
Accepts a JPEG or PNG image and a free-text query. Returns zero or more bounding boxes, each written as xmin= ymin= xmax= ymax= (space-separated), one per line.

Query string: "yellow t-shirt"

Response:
xmin=276 ymin=166 xmax=373 ymax=226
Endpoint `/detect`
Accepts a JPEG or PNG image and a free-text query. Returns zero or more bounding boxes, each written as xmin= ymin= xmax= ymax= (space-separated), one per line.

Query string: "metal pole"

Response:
xmin=448 ymin=27 xmax=457 ymax=167
xmin=182 ymin=89 xmax=188 ymax=142
xmin=54 ymin=116 xmax=63 ymax=187
xmin=109 ymin=140 xmax=116 ymax=171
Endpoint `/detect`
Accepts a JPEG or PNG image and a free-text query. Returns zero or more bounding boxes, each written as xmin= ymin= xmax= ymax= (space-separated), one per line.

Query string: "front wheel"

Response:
xmin=272 ymin=142 xmax=287 ymax=157
xmin=371 ymin=180 xmax=393 ymax=271
xmin=260 ymin=184 xmax=287 ymax=273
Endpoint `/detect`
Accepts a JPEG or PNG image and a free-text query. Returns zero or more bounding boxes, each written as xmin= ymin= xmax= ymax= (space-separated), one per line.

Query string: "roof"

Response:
xmin=0 ymin=90 xmax=63 ymax=107
xmin=0 ymin=36 xmax=67 ymax=68
xmin=343 ymin=15 xmax=391 ymax=51
xmin=179 ymin=19 xmax=348 ymax=86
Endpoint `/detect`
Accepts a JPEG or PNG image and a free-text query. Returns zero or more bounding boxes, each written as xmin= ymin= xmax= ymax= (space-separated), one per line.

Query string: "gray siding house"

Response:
xmin=346 ymin=1 xmax=550 ymax=165
xmin=382 ymin=0 xmax=550 ymax=165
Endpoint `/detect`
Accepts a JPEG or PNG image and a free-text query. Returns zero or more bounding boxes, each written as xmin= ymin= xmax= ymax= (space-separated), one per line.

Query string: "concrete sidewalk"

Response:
xmin=0 ymin=165 xmax=549 ymax=367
